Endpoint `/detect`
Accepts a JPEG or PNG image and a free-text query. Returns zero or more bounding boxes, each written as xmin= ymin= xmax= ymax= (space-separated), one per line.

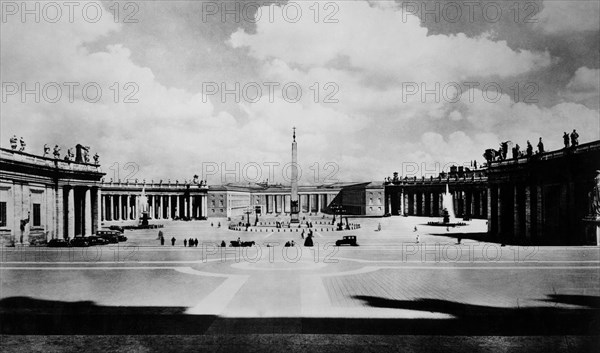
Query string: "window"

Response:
xmin=33 ymin=203 xmax=41 ymax=226
xmin=0 ymin=202 xmax=6 ymax=227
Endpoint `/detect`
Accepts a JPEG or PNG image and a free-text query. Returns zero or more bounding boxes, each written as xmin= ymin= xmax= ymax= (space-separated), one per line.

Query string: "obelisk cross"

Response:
xmin=293 ymin=126 xmax=296 ymax=142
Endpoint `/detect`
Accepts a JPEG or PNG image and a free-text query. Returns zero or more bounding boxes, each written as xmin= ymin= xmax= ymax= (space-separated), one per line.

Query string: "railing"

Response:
xmin=488 ymin=140 xmax=600 ymax=168
xmin=100 ymin=179 xmax=209 ymax=189
xmin=0 ymin=148 xmax=101 ymax=173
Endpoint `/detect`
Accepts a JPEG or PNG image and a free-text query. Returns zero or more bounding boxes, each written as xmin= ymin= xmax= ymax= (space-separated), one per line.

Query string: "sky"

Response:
xmin=1 ymin=0 xmax=599 ymax=185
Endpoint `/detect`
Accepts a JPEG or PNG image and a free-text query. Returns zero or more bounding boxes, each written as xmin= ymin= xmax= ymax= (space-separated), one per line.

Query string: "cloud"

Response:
xmin=560 ymin=67 xmax=600 ymax=109
xmin=230 ymin=1 xmax=551 ymax=82
xmin=536 ymin=1 xmax=600 ymax=33
xmin=2 ymin=0 xmax=597 ymax=184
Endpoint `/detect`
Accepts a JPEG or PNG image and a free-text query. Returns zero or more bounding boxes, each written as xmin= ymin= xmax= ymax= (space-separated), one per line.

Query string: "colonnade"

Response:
xmin=102 ymin=193 xmax=208 ymax=221
xmin=396 ymin=188 xmax=488 ymax=219
xmin=61 ymin=185 xmax=101 ymax=238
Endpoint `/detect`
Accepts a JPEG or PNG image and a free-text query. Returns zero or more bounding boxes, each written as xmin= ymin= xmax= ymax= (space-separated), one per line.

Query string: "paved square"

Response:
xmin=2 ymin=217 xmax=599 ymax=352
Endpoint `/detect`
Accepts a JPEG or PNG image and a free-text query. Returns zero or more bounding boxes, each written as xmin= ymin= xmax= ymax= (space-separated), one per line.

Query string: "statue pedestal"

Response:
xmin=141 ymin=212 xmax=149 ymax=227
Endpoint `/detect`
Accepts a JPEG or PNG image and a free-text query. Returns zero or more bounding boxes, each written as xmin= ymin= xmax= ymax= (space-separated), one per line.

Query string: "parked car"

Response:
xmin=335 ymin=235 xmax=358 ymax=246
xmin=86 ymin=235 xmax=109 ymax=246
xmin=96 ymin=230 xmax=120 ymax=244
xmin=47 ymin=238 xmax=70 ymax=247
xmin=70 ymin=237 xmax=90 ymax=247
xmin=116 ymin=233 xmax=128 ymax=242
xmin=108 ymin=225 xmax=124 ymax=233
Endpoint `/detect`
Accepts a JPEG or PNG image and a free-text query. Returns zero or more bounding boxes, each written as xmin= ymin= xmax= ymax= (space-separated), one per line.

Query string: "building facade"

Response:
xmin=0 ymin=148 xmax=104 ymax=244
xmin=385 ymin=140 xmax=600 ymax=245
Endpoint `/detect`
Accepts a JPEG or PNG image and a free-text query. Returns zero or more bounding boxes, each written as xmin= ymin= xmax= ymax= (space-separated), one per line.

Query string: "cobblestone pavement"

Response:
xmin=1 ymin=217 xmax=599 ymax=352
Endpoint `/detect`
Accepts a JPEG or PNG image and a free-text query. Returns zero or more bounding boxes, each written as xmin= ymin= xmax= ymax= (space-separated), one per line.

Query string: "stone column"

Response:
xmin=202 ymin=195 xmax=208 ymax=218
xmin=429 ymin=193 xmax=434 ymax=217
xmin=107 ymin=195 xmax=112 ymax=221
xmin=524 ymin=186 xmax=532 ymax=240
xmin=176 ymin=196 xmax=181 ymax=218
xmin=168 ymin=195 xmax=172 ymax=219
xmin=513 ymin=185 xmax=520 ymax=241
xmin=399 ymin=189 xmax=404 ymax=215
xmin=497 ymin=186 xmax=503 ymax=236
xmin=536 ymin=185 xmax=544 ymax=240
xmin=84 ymin=188 xmax=92 ymax=236
xmin=56 ymin=186 xmax=64 ymax=239
xmin=487 ymin=186 xmax=494 ymax=234
xmin=95 ymin=188 xmax=101 ymax=232
xmin=153 ymin=195 xmax=160 ymax=219
xmin=187 ymin=195 xmax=191 ymax=218
xmin=67 ymin=187 xmax=75 ymax=239
xmin=116 ymin=195 xmax=121 ymax=221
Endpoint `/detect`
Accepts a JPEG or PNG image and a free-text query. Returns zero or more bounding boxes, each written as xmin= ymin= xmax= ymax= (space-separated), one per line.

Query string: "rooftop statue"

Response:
xmin=53 ymin=145 xmax=61 ymax=159
xmin=43 ymin=144 xmax=50 ymax=157
xmin=10 ymin=135 xmax=18 ymax=150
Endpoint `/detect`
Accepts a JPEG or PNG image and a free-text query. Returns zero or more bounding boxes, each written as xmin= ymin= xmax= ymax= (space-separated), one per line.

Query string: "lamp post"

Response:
xmin=244 ymin=207 xmax=253 ymax=228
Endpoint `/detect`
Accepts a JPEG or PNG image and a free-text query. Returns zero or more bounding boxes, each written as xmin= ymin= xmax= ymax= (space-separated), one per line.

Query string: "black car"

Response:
xmin=96 ymin=230 xmax=120 ymax=244
xmin=335 ymin=235 xmax=358 ymax=246
xmin=116 ymin=234 xmax=128 ymax=242
xmin=70 ymin=237 xmax=90 ymax=247
xmin=109 ymin=225 xmax=124 ymax=233
xmin=86 ymin=236 xmax=109 ymax=246
xmin=47 ymin=238 xmax=70 ymax=247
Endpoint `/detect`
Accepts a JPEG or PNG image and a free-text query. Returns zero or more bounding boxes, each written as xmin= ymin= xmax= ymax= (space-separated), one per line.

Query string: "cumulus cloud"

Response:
xmin=2 ymin=0 xmax=597 ymax=183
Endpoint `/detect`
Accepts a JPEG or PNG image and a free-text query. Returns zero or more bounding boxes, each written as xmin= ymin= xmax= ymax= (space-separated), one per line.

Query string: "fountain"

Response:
xmin=427 ymin=184 xmax=467 ymax=227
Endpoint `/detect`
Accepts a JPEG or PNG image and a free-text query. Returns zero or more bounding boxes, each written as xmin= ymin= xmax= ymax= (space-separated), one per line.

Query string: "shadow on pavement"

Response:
xmin=2 ymin=295 xmax=600 ymax=336
xmin=352 ymin=295 xmax=600 ymax=335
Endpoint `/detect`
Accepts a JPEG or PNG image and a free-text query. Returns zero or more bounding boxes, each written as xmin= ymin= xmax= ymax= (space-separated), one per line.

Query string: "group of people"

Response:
xmin=157 ymin=231 xmax=198 ymax=247
xmin=563 ymin=129 xmax=579 ymax=148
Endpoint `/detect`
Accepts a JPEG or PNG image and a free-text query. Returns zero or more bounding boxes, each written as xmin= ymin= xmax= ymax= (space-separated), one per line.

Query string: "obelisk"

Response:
xmin=290 ymin=127 xmax=299 ymax=223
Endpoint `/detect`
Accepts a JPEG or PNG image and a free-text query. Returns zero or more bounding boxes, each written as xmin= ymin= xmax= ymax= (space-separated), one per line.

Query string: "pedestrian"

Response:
xmin=160 ymin=236 xmax=165 ymax=246
xmin=211 ymin=222 xmax=214 ymax=227
xmin=195 ymin=238 xmax=198 ymax=247
xmin=184 ymin=239 xmax=187 ymax=247
xmin=563 ymin=132 xmax=570 ymax=148
xmin=218 ymin=222 xmax=221 ymax=227
xmin=413 ymin=226 xmax=417 ymax=232
xmin=221 ymin=240 xmax=226 ymax=247
xmin=158 ymin=230 xmax=163 ymax=240
xmin=571 ymin=129 xmax=579 ymax=146
xmin=171 ymin=237 xmax=176 ymax=246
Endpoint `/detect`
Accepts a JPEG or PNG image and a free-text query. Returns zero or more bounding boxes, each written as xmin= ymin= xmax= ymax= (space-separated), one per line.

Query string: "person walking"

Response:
xmin=160 ymin=235 xmax=165 ymax=246
xmin=184 ymin=239 xmax=187 ymax=247
xmin=171 ymin=237 xmax=176 ymax=246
